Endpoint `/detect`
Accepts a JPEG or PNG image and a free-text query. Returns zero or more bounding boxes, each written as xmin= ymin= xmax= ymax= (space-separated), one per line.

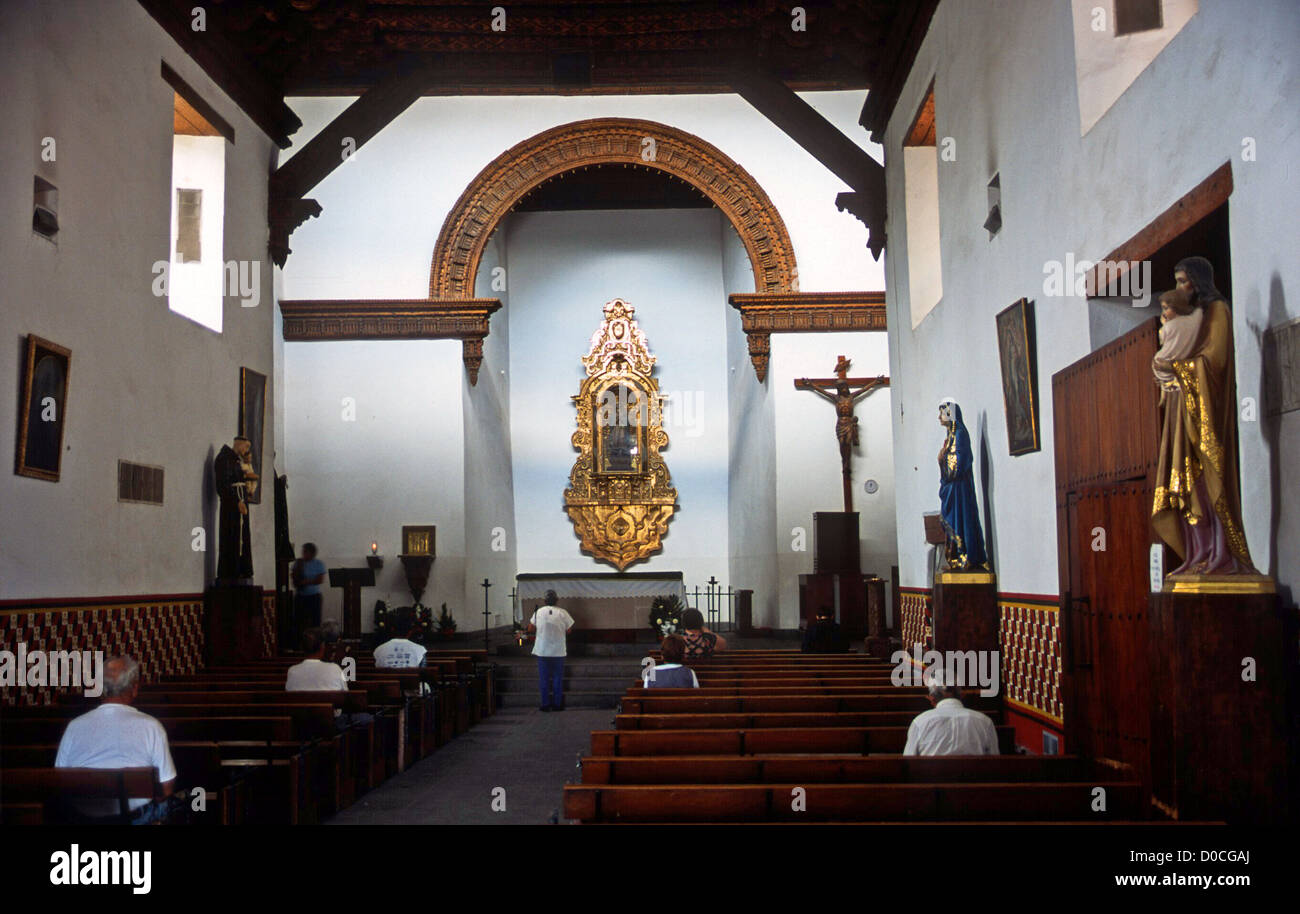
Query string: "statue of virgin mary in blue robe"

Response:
xmin=937 ymin=399 xmax=989 ymax=571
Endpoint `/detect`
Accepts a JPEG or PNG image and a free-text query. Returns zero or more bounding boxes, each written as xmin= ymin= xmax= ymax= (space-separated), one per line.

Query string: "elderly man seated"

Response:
xmin=902 ymin=672 xmax=999 ymax=756
xmin=55 ymin=655 xmax=177 ymax=823
xmin=286 ymin=627 xmax=372 ymax=731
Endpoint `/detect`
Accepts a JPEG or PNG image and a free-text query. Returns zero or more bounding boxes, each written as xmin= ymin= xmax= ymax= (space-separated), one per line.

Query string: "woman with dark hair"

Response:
xmin=1152 ymin=256 xmax=1257 ymax=576
xmin=679 ymin=608 xmax=726 ymax=660
xmin=643 ymin=635 xmax=699 ymax=688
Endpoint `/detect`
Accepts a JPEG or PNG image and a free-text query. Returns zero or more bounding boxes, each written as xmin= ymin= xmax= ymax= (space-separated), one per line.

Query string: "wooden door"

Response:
xmin=1053 ymin=318 xmax=1161 ymax=794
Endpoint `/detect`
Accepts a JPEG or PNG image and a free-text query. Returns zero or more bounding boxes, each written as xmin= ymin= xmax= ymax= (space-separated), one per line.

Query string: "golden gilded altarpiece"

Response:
xmin=565 ymin=299 xmax=676 ymax=570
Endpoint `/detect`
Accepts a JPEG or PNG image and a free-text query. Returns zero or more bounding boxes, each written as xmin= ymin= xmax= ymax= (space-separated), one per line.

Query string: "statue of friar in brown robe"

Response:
xmin=214 ymin=435 xmax=258 ymax=582
xmin=1151 ymin=256 xmax=1257 ymax=576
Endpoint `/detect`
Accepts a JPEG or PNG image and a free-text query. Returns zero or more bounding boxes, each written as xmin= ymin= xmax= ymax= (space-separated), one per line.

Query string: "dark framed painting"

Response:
xmin=15 ymin=334 xmax=71 ymax=481
xmin=996 ymin=298 xmax=1041 ymax=456
xmin=239 ymin=367 xmax=267 ymax=504
xmin=402 ymin=525 xmax=437 ymax=556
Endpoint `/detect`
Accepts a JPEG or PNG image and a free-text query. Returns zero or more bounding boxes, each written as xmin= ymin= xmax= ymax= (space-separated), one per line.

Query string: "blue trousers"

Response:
xmin=537 ymin=656 xmax=565 ymax=708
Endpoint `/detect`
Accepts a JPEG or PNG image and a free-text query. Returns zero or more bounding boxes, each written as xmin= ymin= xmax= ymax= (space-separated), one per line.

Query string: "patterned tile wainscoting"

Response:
xmin=898 ymin=588 xmax=932 ymax=653
xmin=896 ymin=587 xmax=1064 ymax=750
xmin=0 ymin=592 xmax=277 ymax=706
xmin=998 ymin=596 xmax=1063 ymax=726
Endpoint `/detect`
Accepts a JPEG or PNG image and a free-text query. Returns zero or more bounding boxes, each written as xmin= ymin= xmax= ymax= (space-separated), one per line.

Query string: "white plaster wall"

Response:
xmin=724 ymin=223 xmax=780 ymax=626
xmin=883 ymin=0 xmax=1300 ymax=597
xmin=462 ymin=233 xmax=516 ymax=629
xmin=504 ymin=209 xmax=731 ymax=588
xmin=281 ymin=340 xmax=466 ymax=631
xmin=0 ymin=0 xmax=277 ymax=599
xmin=772 ymin=333 xmax=895 ymax=629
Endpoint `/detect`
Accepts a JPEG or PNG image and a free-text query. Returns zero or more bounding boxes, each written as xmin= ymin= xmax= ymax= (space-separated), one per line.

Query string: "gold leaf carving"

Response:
xmin=564 ymin=299 xmax=676 ymax=570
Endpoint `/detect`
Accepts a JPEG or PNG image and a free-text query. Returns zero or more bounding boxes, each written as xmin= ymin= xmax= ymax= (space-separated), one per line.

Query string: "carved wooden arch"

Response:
xmin=429 ymin=118 xmax=797 ymax=298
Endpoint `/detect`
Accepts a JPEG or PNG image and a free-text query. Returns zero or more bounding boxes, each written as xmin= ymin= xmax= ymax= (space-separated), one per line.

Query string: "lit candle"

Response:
xmin=370 ymin=542 xmax=379 ymax=555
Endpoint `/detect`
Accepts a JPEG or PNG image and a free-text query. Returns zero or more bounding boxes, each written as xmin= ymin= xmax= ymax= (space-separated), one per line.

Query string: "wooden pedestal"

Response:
xmin=932 ymin=572 xmax=998 ymax=656
xmin=736 ymin=589 xmax=755 ymax=636
xmin=799 ymin=573 xmax=868 ymax=640
xmin=1148 ymin=587 xmax=1292 ymax=824
xmin=204 ymin=584 xmax=267 ymax=665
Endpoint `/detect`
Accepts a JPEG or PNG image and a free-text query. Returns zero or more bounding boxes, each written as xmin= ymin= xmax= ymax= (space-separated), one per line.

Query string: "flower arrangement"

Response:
xmin=648 ymin=595 xmax=684 ymax=637
xmin=437 ymin=603 xmax=457 ymax=638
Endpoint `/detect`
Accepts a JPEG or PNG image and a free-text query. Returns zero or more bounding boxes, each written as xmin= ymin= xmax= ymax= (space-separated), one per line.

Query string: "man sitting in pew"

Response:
xmin=902 ymin=673 xmax=999 ymax=756
xmin=54 ymin=655 xmax=177 ymax=823
xmin=643 ymin=636 xmax=699 ymax=689
xmin=374 ymin=609 xmax=427 ymax=669
xmin=287 ymin=628 xmax=373 ymax=731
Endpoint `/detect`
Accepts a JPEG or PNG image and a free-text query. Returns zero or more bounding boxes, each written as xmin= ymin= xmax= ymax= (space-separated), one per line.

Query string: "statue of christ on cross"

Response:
xmin=794 ymin=355 xmax=890 ymax=512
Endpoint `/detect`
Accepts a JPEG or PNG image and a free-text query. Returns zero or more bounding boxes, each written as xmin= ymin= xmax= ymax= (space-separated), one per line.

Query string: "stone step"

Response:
xmin=493 ymin=664 xmax=642 ymax=679
xmin=499 ymin=692 xmax=622 ymax=709
xmin=495 ymin=676 xmax=633 ymax=694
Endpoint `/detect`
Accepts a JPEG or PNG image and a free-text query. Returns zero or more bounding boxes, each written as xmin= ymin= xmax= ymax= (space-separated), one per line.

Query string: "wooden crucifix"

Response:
xmin=794 ymin=355 xmax=890 ymax=512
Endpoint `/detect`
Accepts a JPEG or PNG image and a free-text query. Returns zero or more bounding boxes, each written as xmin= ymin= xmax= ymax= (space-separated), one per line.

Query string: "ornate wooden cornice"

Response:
xmin=728 ymin=291 xmax=887 ymax=382
xmin=430 ymin=118 xmax=797 ymax=298
xmin=279 ymin=298 xmax=502 ymax=385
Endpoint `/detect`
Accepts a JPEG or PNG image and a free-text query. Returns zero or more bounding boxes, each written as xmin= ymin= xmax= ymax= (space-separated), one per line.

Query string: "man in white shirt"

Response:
xmin=374 ymin=611 xmax=428 ymax=669
xmin=287 ymin=628 xmax=368 ymax=731
xmin=903 ymin=673 xmax=1000 ymax=756
xmin=55 ymin=655 xmax=177 ymax=822
xmin=528 ymin=590 xmax=575 ymax=712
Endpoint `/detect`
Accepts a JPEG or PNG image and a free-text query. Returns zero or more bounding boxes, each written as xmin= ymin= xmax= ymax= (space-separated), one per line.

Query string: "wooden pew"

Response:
xmin=614 ymin=710 xmax=1005 ymax=730
xmin=1 ymin=741 xmax=249 ymax=825
xmin=0 ymin=715 xmax=317 ymax=824
xmin=620 ymin=694 xmax=1001 ymax=714
xmin=591 ymin=726 xmax=1017 ymax=756
xmin=562 ymin=781 xmax=1144 ymax=823
xmin=579 ymin=754 xmax=1100 ymax=785
xmin=0 ymin=767 xmax=173 ymax=824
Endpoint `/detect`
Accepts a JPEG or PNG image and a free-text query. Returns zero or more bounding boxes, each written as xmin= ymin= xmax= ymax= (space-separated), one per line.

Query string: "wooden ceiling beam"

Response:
xmin=269 ymin=57 xmax=440 ymax=265
xmin=728 ymin=65 xmax=886 ymax=259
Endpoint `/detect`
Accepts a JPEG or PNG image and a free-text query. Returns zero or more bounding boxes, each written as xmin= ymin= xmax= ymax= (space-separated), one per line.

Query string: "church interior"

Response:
xmin=1 ymin=0 xmax=1297 ymax=878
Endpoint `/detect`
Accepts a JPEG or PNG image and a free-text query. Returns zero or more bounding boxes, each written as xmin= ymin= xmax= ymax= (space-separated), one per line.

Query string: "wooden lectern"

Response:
xmin=329 ymin=567 xmax=375 ymax=639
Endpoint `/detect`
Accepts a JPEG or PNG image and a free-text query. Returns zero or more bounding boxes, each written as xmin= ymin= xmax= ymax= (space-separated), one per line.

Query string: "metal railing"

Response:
xmin=685 ymin=576 xmax=736 ymax=633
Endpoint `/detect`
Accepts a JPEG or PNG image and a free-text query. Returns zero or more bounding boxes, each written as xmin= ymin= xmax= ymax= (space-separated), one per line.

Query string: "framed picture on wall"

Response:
xmin=15 ymin=334 xmax=72 ymax=481
xmin=239 ymin=367 xmax=267 ymax=504
xmin=996 ymin=297 xmax=1041 ymax=456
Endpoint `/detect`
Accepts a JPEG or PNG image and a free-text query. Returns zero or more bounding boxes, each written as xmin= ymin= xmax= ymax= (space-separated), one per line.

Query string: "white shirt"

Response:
xmin=55 ymin=703 xmax=177 ymax=813
xmin=286 ymin=658 xmax=349 ymax=692
xmin=530 ymin=606 xmax=574 ymax=658
xmin=903 ymin=698 xmax=999 ymax=756
xmin=374 ymin=637 xmax=427 ymax=669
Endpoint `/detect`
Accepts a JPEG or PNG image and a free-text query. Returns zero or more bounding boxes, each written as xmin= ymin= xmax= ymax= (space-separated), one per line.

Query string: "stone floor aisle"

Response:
xmin=325 ymin=707 xmax=614 ymax=825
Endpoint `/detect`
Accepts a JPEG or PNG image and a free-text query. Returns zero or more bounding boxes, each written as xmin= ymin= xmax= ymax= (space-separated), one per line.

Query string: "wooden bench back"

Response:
xmin=591 ymin=725 xmax=1016 ymax=756
xmin=614 ymin=709 xmax=1004 ymax=730
xmin=579 ymin=754 xmax=1099 ymax=785
xmin=563 ymin=781 xmax=1143 ymax=822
